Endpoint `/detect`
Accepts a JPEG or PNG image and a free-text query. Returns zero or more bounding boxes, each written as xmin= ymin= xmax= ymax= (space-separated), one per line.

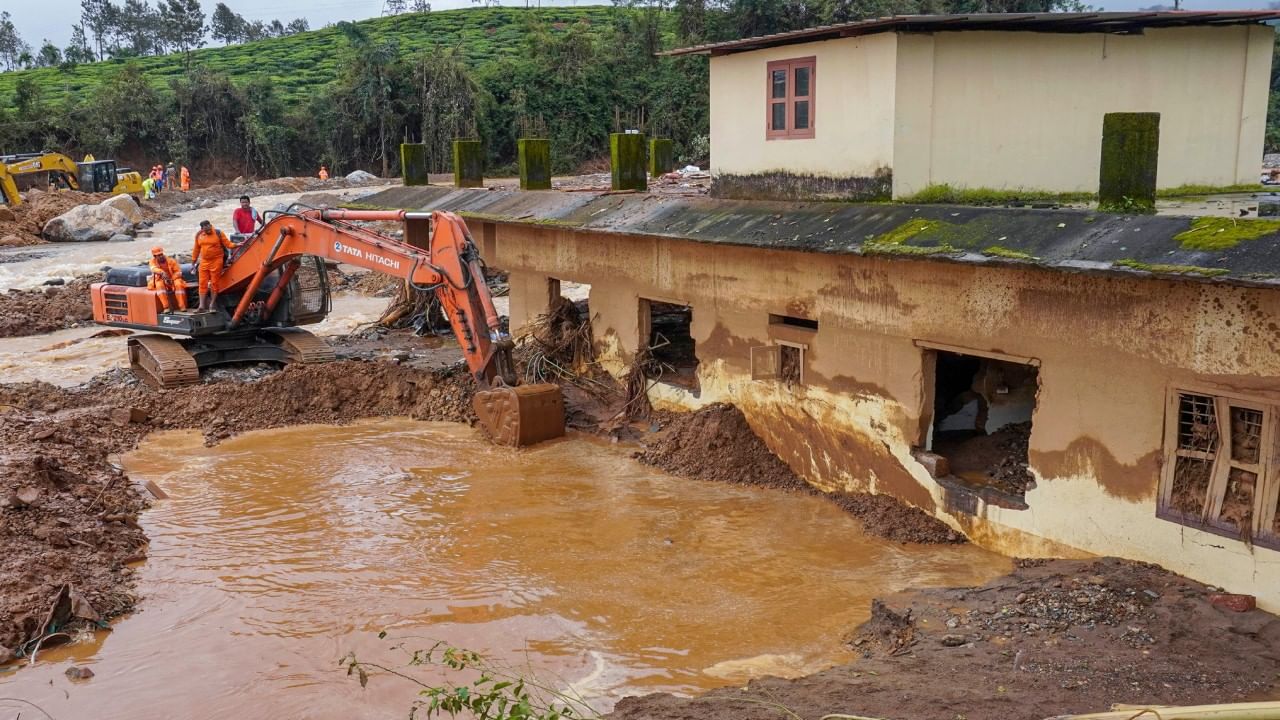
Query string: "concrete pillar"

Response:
xmin=452 ymin=139 xmax=483 ymax=188
xmin=1099 ymin=112 xmax=1159 ymax=212
xmin=610 ymin=132 xmax=647 ymax=192
xmin=517 ymin=138 xmax=552 ymax=191
xmin=648 ymin=138 xmax=674 ymax=178
xmin=400 ymin=143 xmax=429 ymax=187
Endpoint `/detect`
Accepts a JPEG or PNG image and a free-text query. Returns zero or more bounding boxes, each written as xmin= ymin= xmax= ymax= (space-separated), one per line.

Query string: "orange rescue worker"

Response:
xmin=192 ymin=220 xmax=235 ymax=312
xmin=147 ymin=246 xmax=188 ymax=311
xmin=180 ymin=166 xmax=191 ymax=192
xmin=318 ymin=165 xmax=329 ymax=181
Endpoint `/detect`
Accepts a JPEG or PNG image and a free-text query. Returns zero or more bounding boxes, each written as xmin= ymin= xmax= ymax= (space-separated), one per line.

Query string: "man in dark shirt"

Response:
xmin=231 ymin=195 xmax=262 ymax=237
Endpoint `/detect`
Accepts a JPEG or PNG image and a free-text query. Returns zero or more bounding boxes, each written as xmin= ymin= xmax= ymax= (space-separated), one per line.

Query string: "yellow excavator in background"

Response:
xmin=0 ymin=152 xmax=144 ymax=206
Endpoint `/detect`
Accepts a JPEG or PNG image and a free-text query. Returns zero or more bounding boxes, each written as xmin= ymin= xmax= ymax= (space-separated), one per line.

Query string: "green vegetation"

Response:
xmin=864 ymin=218 xmax=959 ymax=256
xmin=342 ymin=639 xmax=601 ymax=720
xmin=1174 ymin=217 xmax=1280 ymax=251
xmin=982 ymin=246 xmax=1038 ymax=261
xmin=1113 ymin=259 xmax=1230 ymax=277
xmin=1156 ymin=183 xmax=1267 ymax=198
xmin=900 ymin=184 xmax=1095 ymax=206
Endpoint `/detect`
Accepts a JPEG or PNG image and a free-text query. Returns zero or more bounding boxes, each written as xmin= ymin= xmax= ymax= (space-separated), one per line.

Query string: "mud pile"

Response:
xmin=0 ymin=191 xmax=114 ymax=246
xmin=152 ymin=175 xmax=386 ymax=213
xmin=0 ymin=360 xmax=475 ymax=658
xmin=637 ymin=403 xmax=963 ymax=544
xmin=0 ymin=273 xmax=102 ymax=338
xmin=611 ymin=557 xmax=1280 ymax=720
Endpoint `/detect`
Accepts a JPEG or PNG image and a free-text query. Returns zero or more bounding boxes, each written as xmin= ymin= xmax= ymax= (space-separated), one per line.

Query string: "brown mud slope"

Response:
xmin=0 ymin=360 xmax=474 ymax=660
xmin=637 ymin=403 xmax=963 ymax=544
xmin=0 ymin=273 xmax=102 ymax=338
xmin=612 ymin=557 xmax=1280 ymax=720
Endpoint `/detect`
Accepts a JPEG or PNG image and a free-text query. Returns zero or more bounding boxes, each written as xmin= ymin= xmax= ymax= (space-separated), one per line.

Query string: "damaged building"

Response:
xmin=367 ymin=11 xmax=1280 ymax=609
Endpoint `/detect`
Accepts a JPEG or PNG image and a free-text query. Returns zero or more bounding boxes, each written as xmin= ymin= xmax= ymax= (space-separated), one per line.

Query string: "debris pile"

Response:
xmin=0 ymin=190 xmax=116 ymax=246
xmin=613 ymin=557 xmax=1280 ymax=720
xmin=0 ymin=273 xmax=102 ymax=338
xmin=637 ymin=403 xmax=964 ymax=544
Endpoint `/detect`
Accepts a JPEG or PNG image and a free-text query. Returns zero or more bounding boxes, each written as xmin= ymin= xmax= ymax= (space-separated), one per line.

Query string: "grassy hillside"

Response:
xmin=0 ymin=6 xmax=618 ymax=105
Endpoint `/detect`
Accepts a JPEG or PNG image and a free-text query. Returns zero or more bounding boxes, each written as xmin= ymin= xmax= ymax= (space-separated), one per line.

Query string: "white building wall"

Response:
xmin=709 ymin=33 xmax=898 ymax=181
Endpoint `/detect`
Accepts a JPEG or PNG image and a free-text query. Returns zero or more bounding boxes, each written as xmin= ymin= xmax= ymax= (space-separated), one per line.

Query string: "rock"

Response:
xmin=10 ymin=486 xmax=42 ymax=508
xmin=1015 ymin=592 xmax=1028 ymax=604
xmin=42 ymin=277 xmax=66 ymax=286
xmin=1208 ymin=593 xmax=1256 ymax=613
xmin=69 ymin=588 xmax=100 ymax=621
xmin=0 ymin=206 xmax=14 ymax=222
xmin=109 ymin=407 xmax=149 ymax=426
xmin=0 ymin=235 xmax=23 ymax=246
xmin=99 ymin=193 xmax=143 ymax=224
xmin=44 ymin=287 xmax=58 ymax=298
xmin=1258 ymin=198 xmax=1280 ymax=217
xmin=346 ymin=170 xmax=378 ymax=182
xmin=107 ymin=233 xmax=134 ymax=243
xmin=43 ymin=204 xmax=133 ymax=243
xmin=65 ymin=666 xmax=95 ymax=680
xmin=31 ymin=426 xmax=57 ymax=440
xmin=33 ymin=525 xmax=70 ymax=547
xmin=200 ymin=199 xmax=218 ymax=209
xmin=940 ymin=634 xmax=966 ymax=647
xmin=0 ymin=645 xmax=14 ymax=664
xmin=912 ymin=450 xmax=950 ymax=479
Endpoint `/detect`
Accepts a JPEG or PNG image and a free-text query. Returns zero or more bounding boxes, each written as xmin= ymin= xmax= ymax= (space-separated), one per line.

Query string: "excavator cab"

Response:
xmin=77 ymin=160 xmax=121 ymax=193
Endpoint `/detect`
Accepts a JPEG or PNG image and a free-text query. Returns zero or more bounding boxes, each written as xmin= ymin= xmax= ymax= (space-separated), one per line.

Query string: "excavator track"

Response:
xmin=261 ymin=328 xmax=337 ymax=364
xmin=128 ymin=334 xmax=201 ymax=388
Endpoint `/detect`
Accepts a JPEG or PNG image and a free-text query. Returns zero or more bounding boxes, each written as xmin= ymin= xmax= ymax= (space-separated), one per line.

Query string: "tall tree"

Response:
xmin=64 ymin=24 xmax=96 ymax=64
xmin=36 ymin=40 xmax=62 ymax=67
xmin=0 ymin=12 xmax=27 ymax=71
xmin=268 ymin=19 xmax=286 ymax=37
xmin=410 ymin=0 xmax=432 ymax=10
xmin=386 ymin=0 xmax=408 ymax=13
xmin=159 ymin=0 xmax=206 ymax=57
xmin=80 ymin=0 xmax=116 ymax=60
xmin=285 ymin=18 xmax=310 ymax=33
xmin=210 ymin=2 xmax=244 ymax=44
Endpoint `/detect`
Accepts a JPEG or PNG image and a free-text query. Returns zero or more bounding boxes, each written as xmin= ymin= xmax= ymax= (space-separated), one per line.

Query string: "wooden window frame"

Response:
xmin=1157 ymin=386 xmax=1280 ymax=551
xmin=765 ymin=57 xmax=816 ymax=141
xmin=750 ymin=340 xmax=807 ymax=387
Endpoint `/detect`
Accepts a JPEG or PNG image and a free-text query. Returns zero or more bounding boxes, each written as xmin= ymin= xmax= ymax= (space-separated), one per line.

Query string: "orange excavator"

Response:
xmin=89 ymin=208 xmax=565 ymax=446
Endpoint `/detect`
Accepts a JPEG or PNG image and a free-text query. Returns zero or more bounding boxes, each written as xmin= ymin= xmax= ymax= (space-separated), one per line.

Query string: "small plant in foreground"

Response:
xmin=341 ymin=635 xmax=602 ymax=720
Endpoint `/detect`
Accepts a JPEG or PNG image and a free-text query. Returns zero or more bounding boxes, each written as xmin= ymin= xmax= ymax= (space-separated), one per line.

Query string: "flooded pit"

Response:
xmin=0 ymin=420 xmax=1009 ymax=718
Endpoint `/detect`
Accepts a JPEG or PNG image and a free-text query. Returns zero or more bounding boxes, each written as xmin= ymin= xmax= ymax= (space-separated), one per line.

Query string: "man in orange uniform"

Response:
xmin=318 ymin=165 xmax=329 ymax=181
xmin=180 ymin=166 xmax=191 ymax=192
xmin=147 ymin=246 xmax=187 ymax=311
xmin=192 ymin=220 xmax=236 ymax=312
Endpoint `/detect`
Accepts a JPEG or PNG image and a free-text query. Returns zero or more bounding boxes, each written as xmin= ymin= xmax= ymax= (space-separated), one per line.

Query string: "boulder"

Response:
xmin=107 ymin=233 xmax=134 ymax=243
xmin=346 ymin=170 xmax=378 ymax=182
xmin=0 ymin=235 xmax=24 ymax=247
xmin=200 ymin=198 xmax=218 ymax=209
xmin=0 ymin=206 xmax=15 ymax=222
xmin=43 ymin=205 xmax=133 ymax=243
xmin=99 ymin=193 xmax=143 ymax=224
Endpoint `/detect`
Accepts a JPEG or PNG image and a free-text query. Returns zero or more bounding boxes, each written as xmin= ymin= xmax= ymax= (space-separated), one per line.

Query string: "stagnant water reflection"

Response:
xmin=1 ymin=420 xmax=1009 ymax=719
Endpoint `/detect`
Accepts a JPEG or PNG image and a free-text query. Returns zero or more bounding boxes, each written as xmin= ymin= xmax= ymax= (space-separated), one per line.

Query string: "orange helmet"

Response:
xmin=151 ymin=246 xmax=164 ymax=256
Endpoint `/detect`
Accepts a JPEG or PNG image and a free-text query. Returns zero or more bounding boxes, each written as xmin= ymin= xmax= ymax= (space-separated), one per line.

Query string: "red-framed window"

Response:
xmin=766 ymin=57 xmax=816 ymax=140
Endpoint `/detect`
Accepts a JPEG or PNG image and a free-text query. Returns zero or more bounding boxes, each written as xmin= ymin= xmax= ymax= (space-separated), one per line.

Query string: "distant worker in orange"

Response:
xmin=147 ymin=246 xmax=187 ymax=311
xmin=318 ymin=165 xmax=329 ymax=181
xmin=192 ymin=220 xmax=236 ymax=312
xmin=180 ymin=165 xmax=191 ymax=192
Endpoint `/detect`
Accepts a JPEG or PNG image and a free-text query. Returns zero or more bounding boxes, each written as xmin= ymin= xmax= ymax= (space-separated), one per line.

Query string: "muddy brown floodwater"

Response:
xmin=1 ymin=419 xmax=1006 ymax=719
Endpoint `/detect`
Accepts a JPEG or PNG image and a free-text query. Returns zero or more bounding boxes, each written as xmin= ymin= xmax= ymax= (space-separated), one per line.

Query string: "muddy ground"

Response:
xmin=611 ymin=557 xmax=1280 ymax=720
xmin=637 ymin=403 xmax=964 ymax=544
xmin=0 ymin=190 xmax=156 ymax=247
xmin=0 ymin=273 xmax=101 ymax=338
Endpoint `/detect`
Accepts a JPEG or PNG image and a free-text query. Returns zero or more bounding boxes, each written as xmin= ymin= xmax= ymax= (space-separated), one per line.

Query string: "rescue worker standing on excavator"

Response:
xmin=192 ymin=220 xmax=236 ymax=312
xmin=148 ymin=246 xmax=188 ymax=311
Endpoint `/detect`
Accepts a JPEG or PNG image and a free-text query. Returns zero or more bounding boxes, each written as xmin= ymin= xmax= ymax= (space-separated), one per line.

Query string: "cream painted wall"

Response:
xmin=710 ymin=26 xmax=1274 ymax=197
xmin=709 ymin=33 xmax=898 ymax=179
xmin=896 ymin=26 xmax=1274 ymax=196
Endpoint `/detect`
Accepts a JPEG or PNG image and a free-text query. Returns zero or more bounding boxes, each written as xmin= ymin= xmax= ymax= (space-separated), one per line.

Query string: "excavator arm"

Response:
xmin=215 ymin=208 xmax=564 ymax=445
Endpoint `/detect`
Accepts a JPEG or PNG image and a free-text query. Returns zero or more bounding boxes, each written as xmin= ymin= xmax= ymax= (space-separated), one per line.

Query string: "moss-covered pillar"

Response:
xmin=517 ymin=138 xmax=552 ymax=191
xmin=610 ymin=132 xmax=647 ymax=192
xmin=400 ymin=143 xmax=429 ymax=187
xmin=452 ymin=139 xmax=484 ymax=188
xmin=1099 ymin=112 xmax=1159 ymax=212
xmin=648 ymin=138 xmax=674 ymax=177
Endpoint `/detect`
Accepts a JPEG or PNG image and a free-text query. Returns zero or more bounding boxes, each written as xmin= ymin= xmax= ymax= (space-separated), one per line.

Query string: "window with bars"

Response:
xmin=1158 ymin=390 xmax=1280 ymax=548
xmin=766 ymin=57 xmax=816 ymax=140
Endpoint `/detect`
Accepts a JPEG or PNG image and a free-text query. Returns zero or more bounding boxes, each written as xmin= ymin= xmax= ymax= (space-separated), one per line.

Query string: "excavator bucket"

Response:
xmin=473 ymin=384 xmax=566 ymax=447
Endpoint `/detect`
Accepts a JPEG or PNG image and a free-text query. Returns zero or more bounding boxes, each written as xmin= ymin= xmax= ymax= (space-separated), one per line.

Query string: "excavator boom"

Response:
xmin=92 ymin=207 xmax=565 ymax=447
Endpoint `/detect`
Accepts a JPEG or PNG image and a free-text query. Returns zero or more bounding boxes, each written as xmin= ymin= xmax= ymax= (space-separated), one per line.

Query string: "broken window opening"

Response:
xmin=751 ymin=341 xmax=806 ymax=387
xmin=924 ymin=350 xmax=1039 ymax=502
xmin=522 ymin=278 xmax=594 ymax=382
xmin=641 ymin=299 xmax=699 ymax=390
xmin=1159 ymin=390 xmax=1278 ymax=547
xmin=769 ymin=313 xmax=819 ymax=331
